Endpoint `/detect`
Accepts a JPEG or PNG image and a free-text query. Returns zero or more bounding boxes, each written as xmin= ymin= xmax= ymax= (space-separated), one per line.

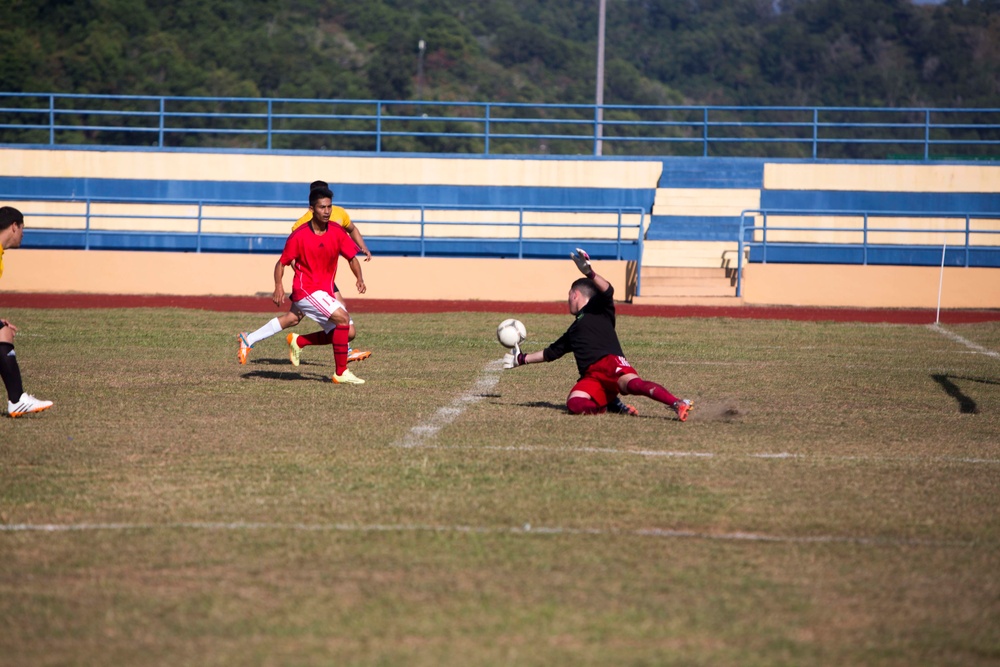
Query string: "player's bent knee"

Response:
xmin=329 ymin=308 xmax=351 ymax=326
xmin=278 ymin=311 xmax=301 ymax=327
xmin=567 ymin=395 xmax=603 ymax=415
xmin=618 ymin=373 xmax=640 ymax=394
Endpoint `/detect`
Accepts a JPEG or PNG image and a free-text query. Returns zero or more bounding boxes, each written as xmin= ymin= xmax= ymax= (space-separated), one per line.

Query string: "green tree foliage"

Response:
xmin=1 ymin=0 xmax=997 ymax=109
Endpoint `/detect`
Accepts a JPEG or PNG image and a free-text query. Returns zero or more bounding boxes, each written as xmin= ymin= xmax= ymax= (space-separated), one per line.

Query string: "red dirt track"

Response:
xmin=3 ymin=293 xmax=999 ymax=324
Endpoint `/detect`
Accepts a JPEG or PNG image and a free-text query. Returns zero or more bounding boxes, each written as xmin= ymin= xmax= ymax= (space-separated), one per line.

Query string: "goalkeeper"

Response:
xmin=503 ymin=248 xmax=693 ymax=421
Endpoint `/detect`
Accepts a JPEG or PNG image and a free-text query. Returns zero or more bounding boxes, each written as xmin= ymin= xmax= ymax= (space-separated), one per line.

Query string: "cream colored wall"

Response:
xmin=0 ymin=148 xmax=661 ymax=189
xmin=752 ymin=215 xmax=1000 ymax=246
xmin=742 ymin=264 xmax=1000 ymax=309
xmin=0 ymin=249 xmax=628 ymax=303
xmin=6 ymin=249 xmax=996 ymax=310
xmin=764 ymin=163 xmax=1000 ymax=192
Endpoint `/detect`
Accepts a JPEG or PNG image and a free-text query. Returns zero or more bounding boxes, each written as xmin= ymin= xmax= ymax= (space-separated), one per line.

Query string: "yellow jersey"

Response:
xmin=292 ymin=207 xmax=352 ymax=233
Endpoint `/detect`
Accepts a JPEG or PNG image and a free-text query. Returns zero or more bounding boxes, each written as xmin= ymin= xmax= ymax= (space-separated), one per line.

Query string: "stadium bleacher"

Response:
xmin=1 ymin=147 xmax=998 ymax=306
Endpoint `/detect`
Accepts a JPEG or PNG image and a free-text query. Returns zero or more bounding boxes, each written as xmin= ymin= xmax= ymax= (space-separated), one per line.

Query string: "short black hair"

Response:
xmin=309 ymin=180 xmax=328 ymax=191
xmin=309 ymin=186 xmax=334 ymax=206
xmin=0 ymin=206 xmax=24 ymax=231
xmin=571 ymin=277 xmax=597 ymax=299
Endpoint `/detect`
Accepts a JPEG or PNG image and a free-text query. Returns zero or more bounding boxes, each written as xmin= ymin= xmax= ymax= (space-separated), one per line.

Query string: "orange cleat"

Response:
xmin=237 ymin=332 xmax=252 ymax=365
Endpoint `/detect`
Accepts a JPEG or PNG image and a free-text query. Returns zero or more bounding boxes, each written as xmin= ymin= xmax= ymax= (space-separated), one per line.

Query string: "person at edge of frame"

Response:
xmin=0 ymin=206 xmax=54 ymax=418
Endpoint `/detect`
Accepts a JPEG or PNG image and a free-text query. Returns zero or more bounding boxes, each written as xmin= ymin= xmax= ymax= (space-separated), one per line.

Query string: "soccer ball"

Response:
xmin=496 ymin=318 xmax=527 ymax=348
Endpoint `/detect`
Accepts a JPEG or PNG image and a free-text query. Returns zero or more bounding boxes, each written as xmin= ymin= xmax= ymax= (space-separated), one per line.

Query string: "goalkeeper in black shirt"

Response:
xmin=503 ymin=248 xmax=693 ymax=421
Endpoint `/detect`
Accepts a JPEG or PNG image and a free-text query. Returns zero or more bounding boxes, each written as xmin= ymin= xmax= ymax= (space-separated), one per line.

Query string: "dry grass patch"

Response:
xmin=1 ymin=308 xmax=998 ymax=665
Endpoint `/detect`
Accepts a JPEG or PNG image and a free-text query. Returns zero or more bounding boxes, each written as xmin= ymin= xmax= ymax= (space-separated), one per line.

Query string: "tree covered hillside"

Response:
xmin=2 ymin=0 xmax=998 ymax=109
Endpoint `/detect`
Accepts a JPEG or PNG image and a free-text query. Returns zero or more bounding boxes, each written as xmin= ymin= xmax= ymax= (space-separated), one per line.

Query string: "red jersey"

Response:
xmin=279 ymin=222 xmax=358 ymax=302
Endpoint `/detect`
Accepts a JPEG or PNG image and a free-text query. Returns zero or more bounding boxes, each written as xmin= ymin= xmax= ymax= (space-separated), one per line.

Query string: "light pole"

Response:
xmin=417 ymin=39 xmax=426 ymax=100
xmin=595 ymin=0 xmax=606 ymax=156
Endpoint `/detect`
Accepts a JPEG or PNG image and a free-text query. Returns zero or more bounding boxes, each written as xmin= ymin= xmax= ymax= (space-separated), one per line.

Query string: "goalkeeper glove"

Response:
xmin=571 ymin=248 xmax=594 ymax=277
xmin=502 ymin=344 xmax=526 ymax=369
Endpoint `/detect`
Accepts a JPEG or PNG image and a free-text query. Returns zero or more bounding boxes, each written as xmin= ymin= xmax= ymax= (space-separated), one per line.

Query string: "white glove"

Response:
xmin=571 ymin=248 xmax=593 ymax=276
xmin=502 ymin=343 xmax=522 ymax=369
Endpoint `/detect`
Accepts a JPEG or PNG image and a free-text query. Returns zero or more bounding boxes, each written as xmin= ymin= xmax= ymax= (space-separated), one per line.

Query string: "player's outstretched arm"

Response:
xmin=348 ymin=256 xmax=366 ymax=294
xmin=346 ymin=223 xmax=372 ymax=261
xmin=503 ymin=346 xmax=545 ymax=369
xmin=571 ymin=248 xmax=610 ymax=292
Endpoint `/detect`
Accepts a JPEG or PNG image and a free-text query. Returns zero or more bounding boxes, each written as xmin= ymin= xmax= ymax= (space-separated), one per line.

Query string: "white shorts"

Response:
xmin=293 ymin=291 xmax=348 ymax=333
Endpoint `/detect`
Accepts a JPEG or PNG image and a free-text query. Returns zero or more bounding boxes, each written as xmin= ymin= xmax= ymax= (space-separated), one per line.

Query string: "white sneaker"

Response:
xmin=8 ymin=393 xmax=53 ymax=418
xmin=332 ymin=369 xmax=365 ymax=385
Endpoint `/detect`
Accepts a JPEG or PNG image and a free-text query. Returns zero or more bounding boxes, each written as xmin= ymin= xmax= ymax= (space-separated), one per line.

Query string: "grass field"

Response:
xmin=1 ymin=306 xmax=998 ymax=666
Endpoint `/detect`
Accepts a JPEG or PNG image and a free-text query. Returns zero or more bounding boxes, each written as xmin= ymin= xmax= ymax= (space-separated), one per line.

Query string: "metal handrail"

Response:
xmin=1 ymin=93 xmax=997 ymax=158
xmin=736 ymin=209 xmax=1000 ymax=297
xmin=10 ymin=193 xmax=644 ymax=263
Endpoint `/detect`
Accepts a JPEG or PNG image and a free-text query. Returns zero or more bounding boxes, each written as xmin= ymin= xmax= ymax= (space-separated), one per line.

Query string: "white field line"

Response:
xmin=418 ymin=444 xmax=1000 ymax=465
xmin=0 ymin=520 xmax=975 ymax=548
xmin=394 ymin=359 xmax=504 ymax=448
xmin=929 ymin=323 xmax=1000 ymax=359
xmin=390 ymin=357 xmax=999 ymax=465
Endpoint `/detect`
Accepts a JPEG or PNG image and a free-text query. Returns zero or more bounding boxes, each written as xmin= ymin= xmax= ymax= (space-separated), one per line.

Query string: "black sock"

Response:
xmin=0 ymin=343 xmax=24 ymax=402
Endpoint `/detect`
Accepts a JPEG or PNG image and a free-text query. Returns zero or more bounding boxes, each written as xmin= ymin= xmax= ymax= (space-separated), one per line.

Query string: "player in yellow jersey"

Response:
xmin=0 ymin=207 xmax=53 ymax=417
xmin=290 ymin=181 xmax=373 ymax=262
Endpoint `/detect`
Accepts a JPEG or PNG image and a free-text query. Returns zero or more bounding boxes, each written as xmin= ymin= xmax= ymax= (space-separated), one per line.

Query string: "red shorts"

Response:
xmin=569 ymin=354 xmax=637 ymax=408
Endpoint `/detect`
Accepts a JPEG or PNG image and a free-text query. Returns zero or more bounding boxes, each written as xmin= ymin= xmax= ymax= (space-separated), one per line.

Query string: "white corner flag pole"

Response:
xmin=935 ymin=242 xmax=946 ymax=325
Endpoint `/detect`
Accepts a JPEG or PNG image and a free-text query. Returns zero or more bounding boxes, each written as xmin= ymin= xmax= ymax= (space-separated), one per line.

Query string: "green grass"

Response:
xmin=1 ymin=308 xmax=999 ymax=666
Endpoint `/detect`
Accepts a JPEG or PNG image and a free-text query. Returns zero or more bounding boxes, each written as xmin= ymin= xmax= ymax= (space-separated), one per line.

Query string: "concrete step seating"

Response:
xmin=641 ymin=240 xmax=742 ymax=268
xmin=639 ymin=267 xmax=736 ymax=297
xmin=633 ymin=240 xmax=747 ymax=304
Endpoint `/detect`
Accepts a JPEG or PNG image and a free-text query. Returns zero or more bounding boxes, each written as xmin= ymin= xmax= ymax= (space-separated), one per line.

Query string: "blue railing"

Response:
xmin=10 ymin=193 xmax=644 ymax=268
xmin=736 ymin=209 xmax=1000 ymax=296
xmin=1 ymin=92 xmax=998 ymax=159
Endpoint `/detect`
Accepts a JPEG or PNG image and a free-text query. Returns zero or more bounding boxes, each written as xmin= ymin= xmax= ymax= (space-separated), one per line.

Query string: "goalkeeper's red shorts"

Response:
xmin=569 ymin=354 xmax=637 ymax=408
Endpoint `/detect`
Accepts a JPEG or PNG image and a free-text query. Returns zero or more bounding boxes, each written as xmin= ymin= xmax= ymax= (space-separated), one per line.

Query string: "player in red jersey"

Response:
xmin=285 ymin=180 xmax=372 ymax=365
xmin=503 ymin=248 xmax=693 ymax=420
xmin=238 ymin=187 xmax=367 ymax=385
xmin=239 ymin=180 xmax=371 ymax=366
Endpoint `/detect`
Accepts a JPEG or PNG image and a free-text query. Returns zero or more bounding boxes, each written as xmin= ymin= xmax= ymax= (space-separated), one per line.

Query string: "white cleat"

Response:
xmin=332 ymin=369 xmax=365 ymax=385
xmin=8 ymin=393 xmax=53 ymax=418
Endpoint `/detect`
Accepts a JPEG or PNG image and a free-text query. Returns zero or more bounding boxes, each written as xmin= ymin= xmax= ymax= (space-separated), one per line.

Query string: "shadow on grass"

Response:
xmin=931 ymin=374 xmax=999 ymax=414
xmin=518 ymin=401 xmax=568 ymax=413
xmin=519 ymin=399 xmax=744 ymax=421
xmin=516 ymin=400 xmax=678 ymax=420
xmin=252 ymin=358 xmax=326 ymax=368
xmin=242 ymin=370 xmax=331 ymax=383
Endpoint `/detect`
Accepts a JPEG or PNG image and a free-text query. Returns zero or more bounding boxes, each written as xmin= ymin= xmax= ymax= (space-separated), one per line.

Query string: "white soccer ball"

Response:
xmin=496 ymin=318 xmax=527 ymax=348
